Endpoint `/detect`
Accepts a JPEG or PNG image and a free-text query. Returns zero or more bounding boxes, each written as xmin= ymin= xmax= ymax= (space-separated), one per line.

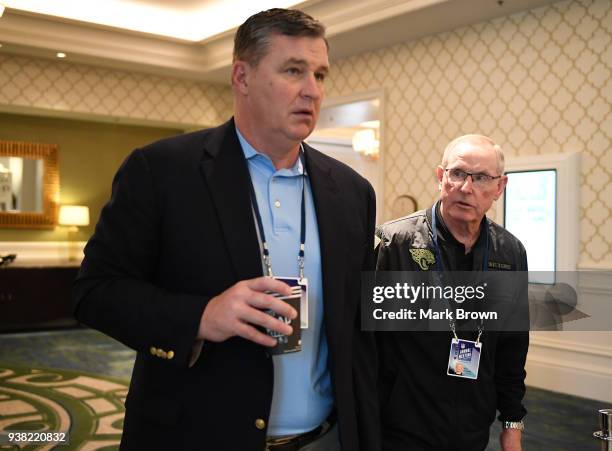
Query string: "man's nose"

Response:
xmin=301 ymin=73 xmax=322 ymax=100
xmin=459 ymin=174 xmax=474 ymax=193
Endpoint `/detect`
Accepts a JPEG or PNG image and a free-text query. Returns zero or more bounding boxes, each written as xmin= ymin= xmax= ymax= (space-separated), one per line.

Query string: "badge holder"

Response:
xmin=447 ymin=337 xmax=482 ymax=380
xmin=265 ymin=276 xmax=308 ymax=355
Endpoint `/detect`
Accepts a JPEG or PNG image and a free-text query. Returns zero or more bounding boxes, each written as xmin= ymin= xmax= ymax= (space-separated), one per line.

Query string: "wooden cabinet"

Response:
xmin=0 ymin=262 xmax=79 ymax=332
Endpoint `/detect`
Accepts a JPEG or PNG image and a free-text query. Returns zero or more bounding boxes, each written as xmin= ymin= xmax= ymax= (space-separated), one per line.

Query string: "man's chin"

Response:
xmin=287 ymin=126 xmax=315 ymax=142
xmin=448 ymin=207 xmax=478 ymax=223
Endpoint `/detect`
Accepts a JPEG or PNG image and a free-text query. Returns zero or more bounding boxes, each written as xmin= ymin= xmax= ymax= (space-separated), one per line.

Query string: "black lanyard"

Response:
xmin=431 ymin=201 xmax=488 ymax=340
xmin=247 ymin=150 xmax=306 ymax=278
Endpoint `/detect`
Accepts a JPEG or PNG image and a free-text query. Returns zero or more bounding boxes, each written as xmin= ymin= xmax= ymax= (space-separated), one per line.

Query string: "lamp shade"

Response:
xmin=59 ymin=205 xmax=90 ymax=226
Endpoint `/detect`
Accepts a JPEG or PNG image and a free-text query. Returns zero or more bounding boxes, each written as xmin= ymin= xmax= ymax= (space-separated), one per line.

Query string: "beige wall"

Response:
xmin=0 ymin=112 xmax=182 ymax=242
xmin=327 ymin=0 xmax=611 ymax=266
xmin=0 ymin=54 xmax=233 ymax=127
xmin=0 ymin=0 xmax=609 ymax=266
xmin=0 ymin=52 xmax=232 ymax=245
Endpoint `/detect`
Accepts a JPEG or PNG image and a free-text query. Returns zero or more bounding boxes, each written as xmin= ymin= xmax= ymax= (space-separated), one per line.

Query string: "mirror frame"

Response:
xmin=0 ymin=140 xmax=59 ymax=229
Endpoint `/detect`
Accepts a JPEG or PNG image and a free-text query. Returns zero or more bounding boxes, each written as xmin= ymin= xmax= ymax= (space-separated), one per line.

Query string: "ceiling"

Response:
xmin=0 ymin=0 xmax=558 ymax=84
xmin=0 ymin=0 xmax=306 ymax=42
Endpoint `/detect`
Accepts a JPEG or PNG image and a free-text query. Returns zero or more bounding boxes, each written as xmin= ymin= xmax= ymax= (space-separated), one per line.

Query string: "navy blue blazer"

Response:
xmin=74 ymin=118 xmax=380 ymax=451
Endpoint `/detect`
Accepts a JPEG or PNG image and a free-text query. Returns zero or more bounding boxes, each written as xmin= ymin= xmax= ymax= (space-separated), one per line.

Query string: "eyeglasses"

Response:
xmin=444 ymin=168 xmax=502 ymax=187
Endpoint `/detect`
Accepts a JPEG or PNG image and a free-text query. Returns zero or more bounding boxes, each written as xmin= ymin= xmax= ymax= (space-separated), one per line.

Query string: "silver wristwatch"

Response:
xmin=502 ymin=420 xmax=525 ymax=431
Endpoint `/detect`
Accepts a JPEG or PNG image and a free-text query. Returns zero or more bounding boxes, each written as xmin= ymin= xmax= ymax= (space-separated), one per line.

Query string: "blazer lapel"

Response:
xmin=304 ymin=145 xmax=347 ymax=350
xmin=199 ymin=118 xmax=263 ymax=281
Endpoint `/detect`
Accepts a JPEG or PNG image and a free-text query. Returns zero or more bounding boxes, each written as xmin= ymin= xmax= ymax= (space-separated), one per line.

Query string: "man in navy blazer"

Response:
xmin=74 ymin=8 xmax=379 ymax=451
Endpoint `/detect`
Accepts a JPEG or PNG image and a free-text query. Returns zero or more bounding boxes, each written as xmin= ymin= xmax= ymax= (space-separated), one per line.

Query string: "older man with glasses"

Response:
xmin=375 ymin=135 xmax=529 ymax=451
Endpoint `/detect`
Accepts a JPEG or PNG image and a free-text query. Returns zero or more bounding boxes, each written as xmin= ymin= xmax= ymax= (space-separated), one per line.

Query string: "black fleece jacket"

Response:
xmin=375 ymin=204 xmax=529 ymax=451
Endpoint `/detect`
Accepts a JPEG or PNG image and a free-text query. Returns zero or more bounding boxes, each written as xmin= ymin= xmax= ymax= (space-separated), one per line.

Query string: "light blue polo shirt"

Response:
xmin=236 ymin=128 xmax=333 ymax=436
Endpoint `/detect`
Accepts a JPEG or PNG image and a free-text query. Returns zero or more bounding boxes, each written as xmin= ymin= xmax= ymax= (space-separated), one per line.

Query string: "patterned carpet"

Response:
xmin=0 ymin=330 xmax=133 ymax=450
xmin=0 ymin=329 xmax=607 ymax=450
xmin=0 ymin=365 xmax=126 ymax=450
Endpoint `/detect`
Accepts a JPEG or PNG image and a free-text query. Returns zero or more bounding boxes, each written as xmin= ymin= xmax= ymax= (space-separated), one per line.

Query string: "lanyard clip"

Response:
xmin=262 ymin=244 xmax=273 ymax=277
xmin=298 ymin=243 xmax=305 ymax=279
xmin=263 ymin=258 xmax=273 ymax=277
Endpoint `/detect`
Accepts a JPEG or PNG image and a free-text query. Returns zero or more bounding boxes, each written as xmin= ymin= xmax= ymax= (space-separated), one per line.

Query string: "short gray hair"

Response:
xmin=441 ymin=134 xmax=505 ymax=175
xmin=233 ymin=8 xmax=327 ymax=67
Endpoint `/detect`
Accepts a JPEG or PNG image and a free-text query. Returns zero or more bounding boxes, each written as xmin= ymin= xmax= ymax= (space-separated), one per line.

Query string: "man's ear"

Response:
xmin=494 ymin=175 xmax=509 ymax=200
xmin=436 ymin=166 xmax=444 ymax=190
xmin=231 ymin=61 xmax=250 ymax=95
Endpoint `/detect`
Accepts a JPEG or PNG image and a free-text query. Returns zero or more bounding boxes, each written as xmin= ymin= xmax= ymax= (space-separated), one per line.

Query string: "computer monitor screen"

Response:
xmin=504 ymin=170 xmax=556 ymax=283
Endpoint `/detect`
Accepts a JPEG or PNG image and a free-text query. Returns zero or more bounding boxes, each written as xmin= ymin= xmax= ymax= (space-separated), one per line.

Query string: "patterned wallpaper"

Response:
xmin=327 ymin=0 xmax=611 ymax=265
xmin=0 ymin=0 xmax=609 ymax=265
xmin=0 ymin=55 xmax=233 ymax=127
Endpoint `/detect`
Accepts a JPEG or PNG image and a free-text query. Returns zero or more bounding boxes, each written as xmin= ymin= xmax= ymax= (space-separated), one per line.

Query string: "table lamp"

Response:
xmin=59 ymin=205 xmax=89 ymax=261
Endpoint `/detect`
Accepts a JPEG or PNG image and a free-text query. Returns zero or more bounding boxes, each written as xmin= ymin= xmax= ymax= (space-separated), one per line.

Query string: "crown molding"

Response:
xmin=0 ymin=0 xmax=558 ymax=84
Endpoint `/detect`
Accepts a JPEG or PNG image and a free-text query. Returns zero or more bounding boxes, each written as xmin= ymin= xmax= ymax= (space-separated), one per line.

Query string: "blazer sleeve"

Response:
xmin=352 ymin=181 xmax=382 ymax=451
xmin=73 ymin=149 xmax=209 ymax=368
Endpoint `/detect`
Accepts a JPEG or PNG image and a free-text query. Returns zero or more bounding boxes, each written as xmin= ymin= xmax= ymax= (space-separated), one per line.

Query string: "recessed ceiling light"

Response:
xmin=56 ymin=52 xmax=66 ymax=58
xmin=0 ymin=1 xmax=301 ymax=41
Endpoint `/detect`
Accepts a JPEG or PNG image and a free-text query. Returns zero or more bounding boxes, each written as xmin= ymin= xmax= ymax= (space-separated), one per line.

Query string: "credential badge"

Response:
xmin=409 ymin=248 xmax=435 ymax=271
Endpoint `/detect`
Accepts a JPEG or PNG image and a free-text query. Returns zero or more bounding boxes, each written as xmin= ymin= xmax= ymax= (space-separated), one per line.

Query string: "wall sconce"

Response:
xmin=352 ymin=128 xmax=379 ymax=159
xmin=59 ymin=205 xmax=89 ymax=261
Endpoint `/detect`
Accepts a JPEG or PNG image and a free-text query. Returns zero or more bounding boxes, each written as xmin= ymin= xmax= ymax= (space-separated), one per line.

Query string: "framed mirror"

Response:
xmin=0 ymin=141 xmax=59 ymax=228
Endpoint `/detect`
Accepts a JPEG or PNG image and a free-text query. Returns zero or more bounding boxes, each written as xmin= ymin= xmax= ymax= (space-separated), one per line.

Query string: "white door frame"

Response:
xmin=315 ymin=89 xmax=386 ymax=221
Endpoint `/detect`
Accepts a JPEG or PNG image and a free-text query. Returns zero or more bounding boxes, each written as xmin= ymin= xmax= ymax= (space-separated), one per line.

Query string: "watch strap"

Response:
xmin=502 ymin=420 xmax=525 ymax=431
